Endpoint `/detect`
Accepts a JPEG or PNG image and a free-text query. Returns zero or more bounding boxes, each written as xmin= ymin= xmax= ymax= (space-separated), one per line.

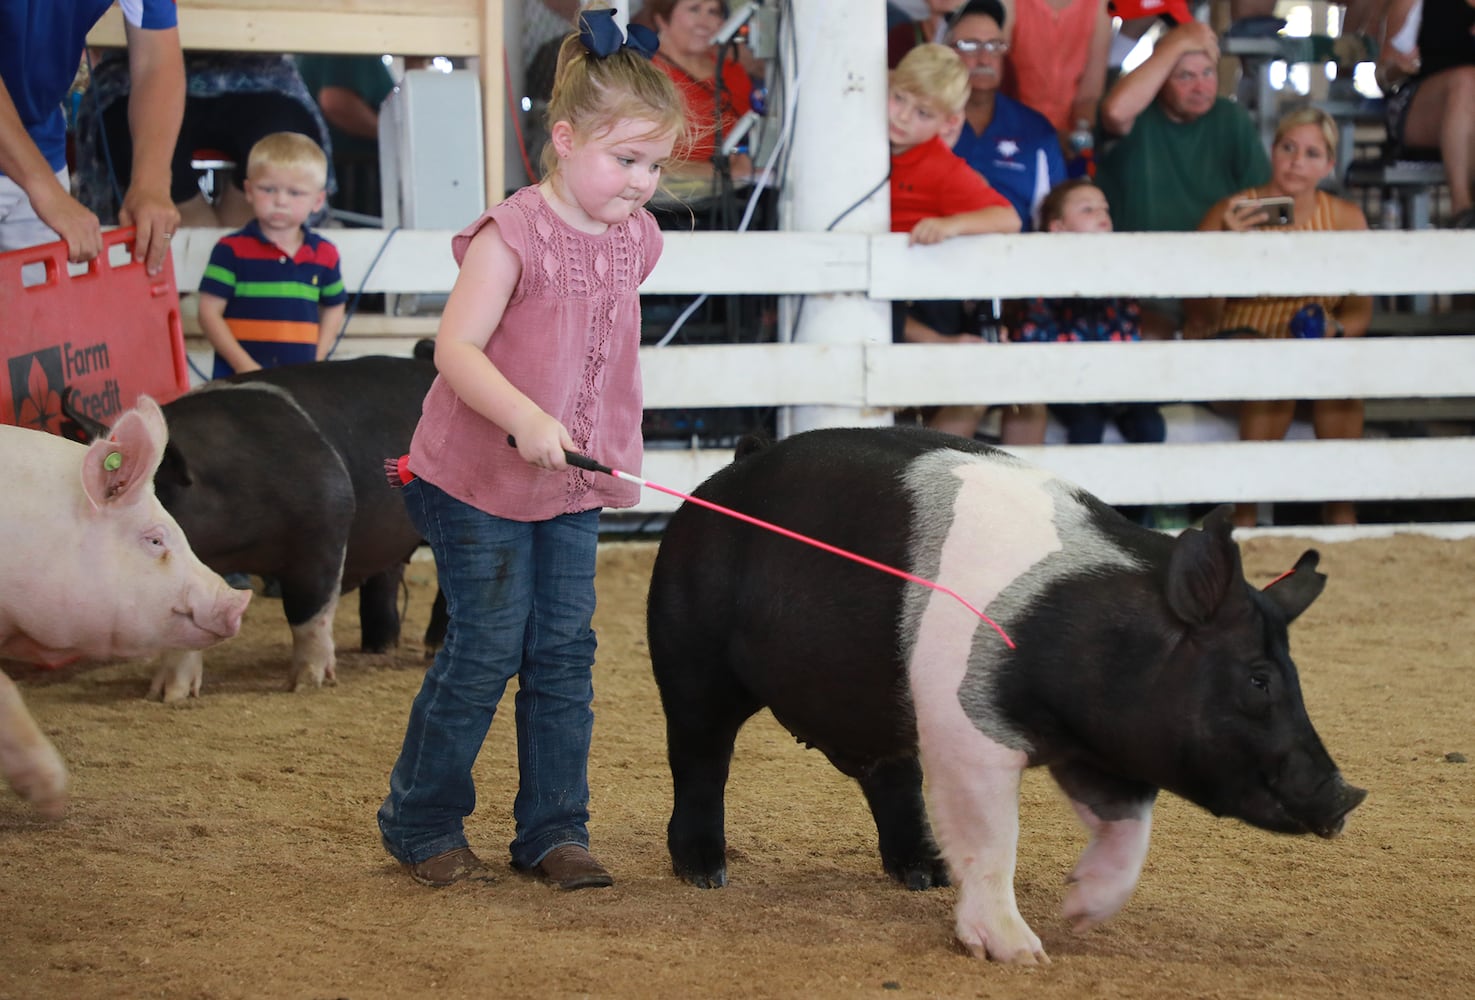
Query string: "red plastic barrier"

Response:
xmin=0 ymin=227 xmax=187 ymax=436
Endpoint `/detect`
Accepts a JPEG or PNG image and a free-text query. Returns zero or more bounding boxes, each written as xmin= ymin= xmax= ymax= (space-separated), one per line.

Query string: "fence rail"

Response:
xmin=170 ymin=227 xmax=1475 ymax=517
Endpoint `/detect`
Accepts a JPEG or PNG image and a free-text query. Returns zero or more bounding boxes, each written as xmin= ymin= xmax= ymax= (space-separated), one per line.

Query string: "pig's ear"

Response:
xmin=80 ymin=396 xmax=168 ymax=509
xmin=1261 ymin=549 xmax=1326 ymax=622
xmin=1165 ymin=505 xmax=1240 ymax=625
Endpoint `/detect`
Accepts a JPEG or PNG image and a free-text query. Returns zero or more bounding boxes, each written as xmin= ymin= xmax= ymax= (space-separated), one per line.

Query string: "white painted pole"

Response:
xmin=780 ymin=0 xmax=893 ymax=434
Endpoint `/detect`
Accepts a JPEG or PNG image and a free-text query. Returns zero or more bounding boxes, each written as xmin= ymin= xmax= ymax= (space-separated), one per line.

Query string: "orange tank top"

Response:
xmin=1006 ymin=0 xmax=1099 ymax=133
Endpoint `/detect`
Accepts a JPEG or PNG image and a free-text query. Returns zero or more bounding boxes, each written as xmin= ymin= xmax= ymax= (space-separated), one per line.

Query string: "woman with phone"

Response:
xmin=1186 ymin=106 xmax=1373 ymax=528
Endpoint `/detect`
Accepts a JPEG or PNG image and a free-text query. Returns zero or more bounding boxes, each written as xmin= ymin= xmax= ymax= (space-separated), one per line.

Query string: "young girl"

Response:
xmin=377 ymin=8 xmax=686 ymax=891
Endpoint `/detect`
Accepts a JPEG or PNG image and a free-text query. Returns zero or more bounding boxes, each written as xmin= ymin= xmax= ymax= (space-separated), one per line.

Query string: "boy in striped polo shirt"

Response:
xmin=198 ymin=132 xmax=347 ymax=378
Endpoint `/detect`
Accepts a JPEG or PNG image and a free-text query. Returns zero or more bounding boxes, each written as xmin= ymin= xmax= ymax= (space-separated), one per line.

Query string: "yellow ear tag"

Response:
xmin=105 ymin=452 xmax=123 ymax=471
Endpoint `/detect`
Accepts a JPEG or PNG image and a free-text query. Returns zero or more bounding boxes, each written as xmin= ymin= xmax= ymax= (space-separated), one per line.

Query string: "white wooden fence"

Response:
xmin=171 ymin=227 xmax=1475 ymax=524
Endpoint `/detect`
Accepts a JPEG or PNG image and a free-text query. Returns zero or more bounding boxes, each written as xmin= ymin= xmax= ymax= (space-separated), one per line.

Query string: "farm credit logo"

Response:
xmin=6 ymin=341 xmax=122 ymax=433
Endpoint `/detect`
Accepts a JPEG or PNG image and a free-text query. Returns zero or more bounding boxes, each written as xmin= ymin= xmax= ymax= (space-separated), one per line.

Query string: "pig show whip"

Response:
xmin=492 ymin=439 xmax=1016 ymax=649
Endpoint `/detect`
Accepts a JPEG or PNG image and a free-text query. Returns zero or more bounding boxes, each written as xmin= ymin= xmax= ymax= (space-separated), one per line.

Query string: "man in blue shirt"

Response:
xmin=944 ymin=0 xmax=1065 ymax=232
xmin=0 ymin=1 xmax=184 ymax=274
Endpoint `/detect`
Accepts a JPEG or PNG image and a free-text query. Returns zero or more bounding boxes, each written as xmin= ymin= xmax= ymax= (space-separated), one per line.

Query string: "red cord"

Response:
xmin=502 ymin=47 xmax=538 ymax=183
xmin=617 ymin=470 xmax=1016 ymax=650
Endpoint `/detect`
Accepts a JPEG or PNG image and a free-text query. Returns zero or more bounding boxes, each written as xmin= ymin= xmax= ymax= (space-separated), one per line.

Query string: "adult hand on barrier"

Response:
xmin=29 ymin=182 xmax=102 ymax=264
xmin=119 ymin=182 xmax=181 ymax=277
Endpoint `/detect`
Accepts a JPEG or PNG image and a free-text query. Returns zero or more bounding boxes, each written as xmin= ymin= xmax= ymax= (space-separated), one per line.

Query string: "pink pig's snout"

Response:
xmin=181 ymin=582 xmax=251 ymax=645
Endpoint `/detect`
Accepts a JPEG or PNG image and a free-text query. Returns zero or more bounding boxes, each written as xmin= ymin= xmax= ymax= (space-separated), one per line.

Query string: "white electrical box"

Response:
xmin=379 ymin=69 xmax=485 ymax=313
xmin=380 ymin=68 xmax=485 ymax=230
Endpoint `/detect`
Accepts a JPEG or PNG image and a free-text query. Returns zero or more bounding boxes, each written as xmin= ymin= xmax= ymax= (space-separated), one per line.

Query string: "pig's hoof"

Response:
xmin=672 ymin=857 xmax=727 ymax=888
xmin=956 ymin=913 xmax=1049 ymax=965
xmin=148 ymin=670 xmax=201 ymax=702
xmin=9 ymin=758 xmax=68 ymax=820
xmin=889 ymin=856 xmax=950 ymax=891
xmin=287 ymin=660 xmax=335 ymax=691
xmin=1062 ymin=875 xmax=1132 ymax=933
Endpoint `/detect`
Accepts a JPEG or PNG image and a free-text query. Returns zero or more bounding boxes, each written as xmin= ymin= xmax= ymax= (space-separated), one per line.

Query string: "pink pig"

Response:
xmin=0 ymin=396 xmax=250 ymax=817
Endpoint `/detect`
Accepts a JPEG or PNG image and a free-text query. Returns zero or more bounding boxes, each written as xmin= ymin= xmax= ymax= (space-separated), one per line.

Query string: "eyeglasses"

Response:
xmin=951 ymin=38 xmax=1009 ymax=55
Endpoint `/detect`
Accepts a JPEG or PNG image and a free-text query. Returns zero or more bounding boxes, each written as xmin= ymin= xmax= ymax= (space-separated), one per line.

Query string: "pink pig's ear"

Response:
xmin=80 ymin=396 xmax=168 ymax=510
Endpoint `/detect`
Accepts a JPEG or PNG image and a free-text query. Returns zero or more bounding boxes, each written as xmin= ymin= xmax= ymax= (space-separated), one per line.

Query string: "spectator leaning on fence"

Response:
xmin=1186 ymin=107 xmax=1372 ymax=530
xmin=887 ymin=43 xmax=1024 ymax=443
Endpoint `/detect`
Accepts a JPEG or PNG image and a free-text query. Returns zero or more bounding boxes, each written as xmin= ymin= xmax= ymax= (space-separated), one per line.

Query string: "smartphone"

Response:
xmin=1233 ymin=196 xmax=1294 ymax=227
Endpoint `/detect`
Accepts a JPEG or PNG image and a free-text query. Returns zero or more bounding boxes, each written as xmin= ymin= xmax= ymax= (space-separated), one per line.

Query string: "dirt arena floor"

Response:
xmin=2 ymin=532 xmax=1472 ymax=1000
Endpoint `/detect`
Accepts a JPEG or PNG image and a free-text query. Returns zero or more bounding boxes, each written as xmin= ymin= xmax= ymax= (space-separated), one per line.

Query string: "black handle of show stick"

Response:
xmin=505 ymin=435 xmax=614 ymax=476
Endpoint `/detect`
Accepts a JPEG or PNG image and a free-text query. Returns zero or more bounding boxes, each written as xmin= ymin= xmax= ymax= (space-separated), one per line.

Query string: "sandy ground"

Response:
xmin=2 ymin=533 xmax=1472 ymax=1000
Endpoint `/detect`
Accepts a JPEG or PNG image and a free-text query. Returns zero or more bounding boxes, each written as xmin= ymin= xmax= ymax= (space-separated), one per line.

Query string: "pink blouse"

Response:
xmin=407 ymin=185 xmax=663 ymax=520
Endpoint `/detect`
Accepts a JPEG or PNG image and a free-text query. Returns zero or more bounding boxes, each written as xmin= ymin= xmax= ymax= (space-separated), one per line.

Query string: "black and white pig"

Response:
xmin=67 ymin=354 xmax=444 ymax=701
xmin=646 ymin=425 xmax=1365 ymax=965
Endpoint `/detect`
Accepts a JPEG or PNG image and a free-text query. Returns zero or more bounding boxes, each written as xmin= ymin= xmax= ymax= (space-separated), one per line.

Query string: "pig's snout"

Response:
xmin=184 ymin=584 xmax=251 ymax=643
xmin=1312 ymin=780 xmax=1367 ymax=839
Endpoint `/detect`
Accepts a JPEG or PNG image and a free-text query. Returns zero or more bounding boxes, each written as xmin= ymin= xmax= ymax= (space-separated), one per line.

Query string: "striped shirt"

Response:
xmin=199 ymin=220 xmax=347 ymax=376
xmin=1219 ymin=189 xmax=1344 ymax=339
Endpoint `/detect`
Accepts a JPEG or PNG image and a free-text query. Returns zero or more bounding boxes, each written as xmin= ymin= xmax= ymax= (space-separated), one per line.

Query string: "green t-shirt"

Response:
xmin=1096 ymin=98 xmax=1271 ymax=233
xmin=294 ymin=54 xmax=396 ymax=159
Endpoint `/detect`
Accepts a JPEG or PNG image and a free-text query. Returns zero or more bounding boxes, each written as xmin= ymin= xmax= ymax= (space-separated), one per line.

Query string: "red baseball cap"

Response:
xmin=1108 ymin=0 xmax=1193 ymax=24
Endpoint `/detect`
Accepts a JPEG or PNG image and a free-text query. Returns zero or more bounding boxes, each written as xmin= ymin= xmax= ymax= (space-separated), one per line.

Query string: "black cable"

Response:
xmin=787 ymin=169 xmax=892 ymax=340
xmin=325 ymin=225 xmax=401 ymax=359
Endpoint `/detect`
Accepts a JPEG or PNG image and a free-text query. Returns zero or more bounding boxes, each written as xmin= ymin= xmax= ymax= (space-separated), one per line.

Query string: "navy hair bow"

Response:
xmin=579 ymin=8 xmax=659 ymax=60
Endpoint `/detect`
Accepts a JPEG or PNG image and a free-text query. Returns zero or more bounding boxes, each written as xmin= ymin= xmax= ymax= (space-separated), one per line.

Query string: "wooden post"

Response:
xmin=482 ymin=0 xmax=507 ymax=204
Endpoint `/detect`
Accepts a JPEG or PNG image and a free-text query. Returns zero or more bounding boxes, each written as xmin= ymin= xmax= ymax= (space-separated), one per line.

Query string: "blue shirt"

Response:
xmin=0 ymin=1 xmax=178 ymax=174
xmin=952 ymin=93 xmax=1066 ymax=232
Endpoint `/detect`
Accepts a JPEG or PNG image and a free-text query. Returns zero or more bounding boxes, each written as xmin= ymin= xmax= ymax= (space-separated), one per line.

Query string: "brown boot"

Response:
xmin=534 ymin=844 xmax=613 ymax=890
xmin=404 ymin=847 xmax=491 ymax=887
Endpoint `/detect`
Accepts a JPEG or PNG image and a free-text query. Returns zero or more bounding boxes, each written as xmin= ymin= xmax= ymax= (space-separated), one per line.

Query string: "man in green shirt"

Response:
xmin=1095 ymin=21 xmax=1270 ymax=234
xmin=295 ymin=55 xmax=396 ymax=220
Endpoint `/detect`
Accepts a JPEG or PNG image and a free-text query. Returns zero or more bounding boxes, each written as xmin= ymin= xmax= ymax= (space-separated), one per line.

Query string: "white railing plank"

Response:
xmin=166 ymin=226 xmax=1475 ymax=520
xmin=628 ymin=438 xmax=1475 ymax=511
xmin=869 ymin=338 xmax=1475 ymax=405
xmin=170 ymin=229 xmax=872 ymax=297
xmin=171 ymin=229 xmax=1475 ymax=301
xmin=869 ymin=230 xmax=1475 ymax=299
xmin=641 ymin=344 xmax=863 ymax=407
xmin=646 ymin=232 xmax=870 ymax=295
xmin=1010 ymin=438 xmax=1475 ymax=505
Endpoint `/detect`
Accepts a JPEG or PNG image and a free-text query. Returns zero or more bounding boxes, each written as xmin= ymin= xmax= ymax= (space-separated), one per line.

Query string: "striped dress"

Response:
xmin=1219 ymin=189 xmax=1344 ymax=338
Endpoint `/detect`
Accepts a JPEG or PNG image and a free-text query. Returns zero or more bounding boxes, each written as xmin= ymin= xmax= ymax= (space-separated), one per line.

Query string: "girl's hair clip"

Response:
xmin=579 ymin=8 xmax=659 ymax=60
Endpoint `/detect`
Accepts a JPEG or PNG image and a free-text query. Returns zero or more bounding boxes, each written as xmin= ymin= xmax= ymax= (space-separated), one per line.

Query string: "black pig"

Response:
xmin=647 ymin=425 xmax=1365 ymax=964
xmin=68 ymin=354 xmax=446 ymax=700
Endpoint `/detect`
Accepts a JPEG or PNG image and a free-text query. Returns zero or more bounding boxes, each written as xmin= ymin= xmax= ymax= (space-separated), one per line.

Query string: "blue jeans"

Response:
xmin=1050 ymin=402 xmax=1166 ymax=445
xmin=377 ymin=477 xmax=601 ymax=870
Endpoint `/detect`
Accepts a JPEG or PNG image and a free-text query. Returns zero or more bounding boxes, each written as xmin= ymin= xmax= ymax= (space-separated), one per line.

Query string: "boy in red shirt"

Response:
xmin=889 ymin=43 xmax=1019 ymax=245
xmin=889 ymin=43 xmax=1019 ymax=438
